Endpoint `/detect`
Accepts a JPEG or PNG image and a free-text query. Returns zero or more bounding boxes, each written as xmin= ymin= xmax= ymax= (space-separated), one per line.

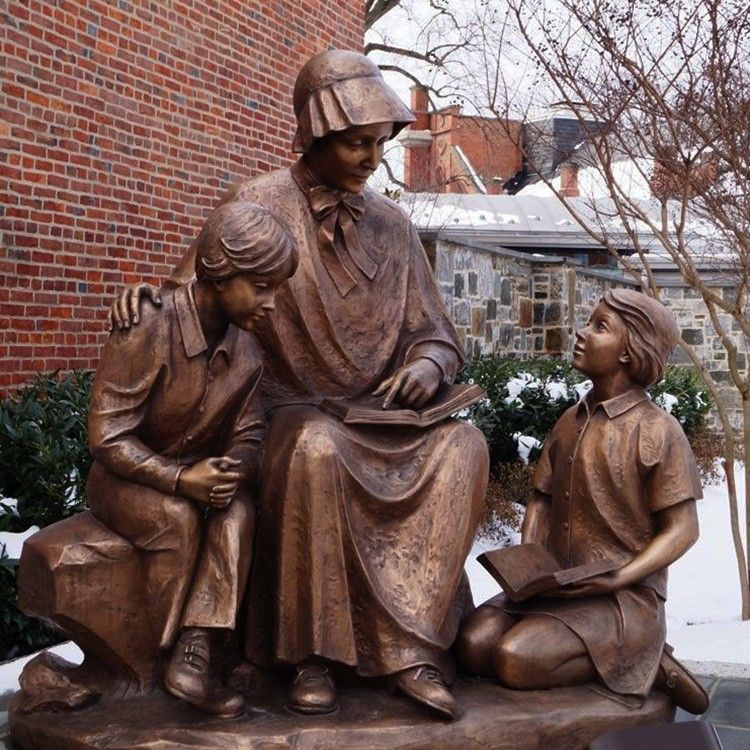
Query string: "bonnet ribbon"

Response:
xmin=293 ymin=160 xmax=378 ymax=297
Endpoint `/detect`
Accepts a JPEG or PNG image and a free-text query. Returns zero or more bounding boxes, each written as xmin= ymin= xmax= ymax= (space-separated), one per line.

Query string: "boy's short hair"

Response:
xmin=602 ymin=289 xmax=680 ymax=387
xmin=195 ymin=201 xmax=299 ymax=283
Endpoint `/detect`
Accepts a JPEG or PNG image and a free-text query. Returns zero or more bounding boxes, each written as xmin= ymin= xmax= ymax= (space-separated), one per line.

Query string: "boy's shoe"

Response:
xmin=657 ymin=645 xmax=709 ymax=715
xmin=287 ymin=664 xmax=338 ymax=715
xmin=200 ymin=681 xmax=246 ymax=718
xmin=165 ymin=627 xmax=211 ymax=705
xmin=165 ymin=627 xmax=245 ymax=717
xmin=394 ymin=665 xmax=459 ymax=720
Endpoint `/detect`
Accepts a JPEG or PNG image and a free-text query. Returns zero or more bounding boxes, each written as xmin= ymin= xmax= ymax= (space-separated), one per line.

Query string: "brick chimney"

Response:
xmin=401 ymin=85 xmax=433 ymax=191
xmin=411 ymin=85 xmax=430 ymax=130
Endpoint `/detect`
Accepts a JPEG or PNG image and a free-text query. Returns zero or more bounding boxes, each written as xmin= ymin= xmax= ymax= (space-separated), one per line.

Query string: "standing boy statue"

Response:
xmin=88 ymin=202 xmax=298 ymax=717
xmin=457 ymin=289 xmax=708 ymax=715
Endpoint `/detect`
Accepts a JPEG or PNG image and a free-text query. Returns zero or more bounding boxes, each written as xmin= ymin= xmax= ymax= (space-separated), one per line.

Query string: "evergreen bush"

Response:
xmin=0 ymin=370 xmax=93 ymax=532
xmin=0 ymin=370 xmax=93 ymax=660
xmin=458 ymin=355 xmax=715 ymax=539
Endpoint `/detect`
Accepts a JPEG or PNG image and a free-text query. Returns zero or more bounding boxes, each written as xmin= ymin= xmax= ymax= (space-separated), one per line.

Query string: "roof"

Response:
xmin=399 ymin=192 xmax=738 ymax=277
xmin=400 ymin=192 xmax=633 ymax=249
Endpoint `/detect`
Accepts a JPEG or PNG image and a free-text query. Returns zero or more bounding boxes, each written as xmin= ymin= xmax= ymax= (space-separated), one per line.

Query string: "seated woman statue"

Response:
xmin=110 ymin=49 xmax=489 ymax=720
xmin=89 ymin=202 xmax=298 ymax=717
xmin=456 ymin=290 xmax=709 ymax=715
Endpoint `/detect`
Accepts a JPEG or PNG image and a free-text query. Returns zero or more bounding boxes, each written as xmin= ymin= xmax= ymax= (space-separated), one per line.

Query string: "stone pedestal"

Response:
xmin=9 ymin=675 xmax=674 ymax=750
xmin=17 ymin=512 xmax=160 ymax=697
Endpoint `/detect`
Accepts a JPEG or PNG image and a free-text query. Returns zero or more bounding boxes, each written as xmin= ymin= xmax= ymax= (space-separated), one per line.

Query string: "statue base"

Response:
xmin=10 ymin=675 xmax=674 ymax=750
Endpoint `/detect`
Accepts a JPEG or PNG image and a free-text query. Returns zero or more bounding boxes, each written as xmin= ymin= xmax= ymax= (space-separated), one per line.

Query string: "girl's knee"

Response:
xmin=493 ymin=632 xmax=536 ymax=689
xmin=456 ymin=605 xmax=509 ymax=676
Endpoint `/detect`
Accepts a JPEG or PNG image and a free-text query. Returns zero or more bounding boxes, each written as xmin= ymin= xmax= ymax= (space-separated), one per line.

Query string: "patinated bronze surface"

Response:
xmin=10 ymin=51 xmax=702 ymax=749
xmin=164 ymin=50 xmax=490 ymax=720
xmin=457 ymin=290 xmax=708 ymax=715
xmin=15 ymin=203 xmax=299 ymax=718
xmin=10 ymin=675 xmax=675 ymax=750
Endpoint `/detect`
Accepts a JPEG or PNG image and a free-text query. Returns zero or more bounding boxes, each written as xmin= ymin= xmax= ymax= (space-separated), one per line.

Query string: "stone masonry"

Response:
xmin=430 ymin=238 xmax=745 ymax=428
xmin=432 ymin=239 xmax=636 ymax=359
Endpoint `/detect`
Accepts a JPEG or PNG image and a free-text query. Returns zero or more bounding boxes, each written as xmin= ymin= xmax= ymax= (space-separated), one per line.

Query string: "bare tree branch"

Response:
xmin=365 ymin=0 xmax=402 ymax=30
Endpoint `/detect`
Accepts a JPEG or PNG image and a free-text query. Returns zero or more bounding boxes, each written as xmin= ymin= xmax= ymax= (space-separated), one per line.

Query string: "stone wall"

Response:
xmin=432 ymin=239 xmax=636 ymax=359
xmin=658 ymin=285 xmax=745 ymax=429
xmin=430 ymin=238 xmax=744 ymax=427
xmin=432 ymin=240 xmax=532 ymax=358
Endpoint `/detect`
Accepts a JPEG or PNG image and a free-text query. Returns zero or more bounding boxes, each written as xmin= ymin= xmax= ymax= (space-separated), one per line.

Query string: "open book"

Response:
xmin=477 ymin=543 xmax=621 ymax=603
xmin=319 ymin=383 xmax=485 ymax=428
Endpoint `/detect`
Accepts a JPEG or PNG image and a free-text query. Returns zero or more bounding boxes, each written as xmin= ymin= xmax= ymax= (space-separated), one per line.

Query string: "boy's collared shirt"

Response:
xmin=89 ymin=280 xmax=265 ymax=495
xmin=534 ymin=386 xmax=702 ymax=598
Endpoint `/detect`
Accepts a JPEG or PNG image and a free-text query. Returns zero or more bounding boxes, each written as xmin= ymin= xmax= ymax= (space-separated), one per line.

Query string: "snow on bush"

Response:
xmin=458 ymin=356 xmax=712 ymax=473
xmin=654 ymin=392 xmax=679 ymax=413
xmin=513 ymin=433 xmax=542 ymax=465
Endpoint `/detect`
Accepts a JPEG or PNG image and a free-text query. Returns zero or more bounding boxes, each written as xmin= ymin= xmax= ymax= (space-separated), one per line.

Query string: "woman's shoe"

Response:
xmin=287 ymin=664 xmax=338 ymax=715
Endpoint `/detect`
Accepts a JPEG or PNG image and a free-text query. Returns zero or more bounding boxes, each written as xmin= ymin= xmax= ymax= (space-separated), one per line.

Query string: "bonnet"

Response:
xmin=292 ymin=49 xmax=416 ymax=153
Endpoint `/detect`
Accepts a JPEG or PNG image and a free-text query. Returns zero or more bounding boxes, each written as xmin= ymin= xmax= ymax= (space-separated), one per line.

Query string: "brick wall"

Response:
xmin=0 ymin=0 xmax=363 ymax=388
xmin=450 ymin=116 xmax=522 ymax=194
xmin=402 ymin=86 xmax=523 ymax=195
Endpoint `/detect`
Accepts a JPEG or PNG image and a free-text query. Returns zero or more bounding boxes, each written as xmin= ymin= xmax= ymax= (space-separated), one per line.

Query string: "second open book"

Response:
xmin=477 ymin=543 xmax=621 ymax=603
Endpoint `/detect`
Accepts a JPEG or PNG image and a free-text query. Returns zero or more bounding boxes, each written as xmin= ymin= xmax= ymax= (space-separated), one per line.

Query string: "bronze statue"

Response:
xmin=456 ymin=289 xmax=709 ymax=715
xmin=89 ymin=202 xmax=298 ymax=716
xmin=107 ymin=49 xmax=490 ymax=720
xmin=11 ymin=51 xmax=694 ymax=749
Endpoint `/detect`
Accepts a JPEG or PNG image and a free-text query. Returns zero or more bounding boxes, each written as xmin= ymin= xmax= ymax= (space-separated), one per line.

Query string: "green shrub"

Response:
xmin=0 ymin=551 xmax=62 ymax=660
xmin=460 ymin=356 xmax=713 ymax=467
xmin=459 ymin=356 xmax=585 ymax=468
xmin=0 ymin=370 xmax=93 ymax=532
xmin=0 ymin=370 xmax=93 ymax=660
xmin=650 ymin=366 xmax=712 ymax=437
xmin=459 ymin=356 xmax=715 ymax=537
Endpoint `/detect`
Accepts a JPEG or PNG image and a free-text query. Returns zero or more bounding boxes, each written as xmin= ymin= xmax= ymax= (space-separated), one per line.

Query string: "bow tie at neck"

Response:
xmin=291 ymin=159 xmax=378 ymax=297
xmin=308 ymin=185 xmax=365 ymax=223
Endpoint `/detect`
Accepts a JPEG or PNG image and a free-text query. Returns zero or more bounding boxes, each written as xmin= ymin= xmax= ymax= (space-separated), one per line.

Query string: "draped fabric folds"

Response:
xmin=171 ymin=163 xmax=489 ymax=678
xmin=296 ymin=162 xmax=376 ymax=297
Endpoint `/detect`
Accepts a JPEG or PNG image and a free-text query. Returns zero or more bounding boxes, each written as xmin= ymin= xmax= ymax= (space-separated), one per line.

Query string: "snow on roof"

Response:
xmin=401 ymin=192 xmax=736 ymax=266
xmin=401 ymin=192 xmax=630 ymax=249
xmin=452 ymin=145 xmax=487 ymax=194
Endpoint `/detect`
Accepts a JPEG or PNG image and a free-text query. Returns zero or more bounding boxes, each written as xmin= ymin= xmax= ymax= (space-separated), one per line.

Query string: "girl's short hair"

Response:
xmin=602 ymin=289 xmax=681 ymax=387
xmin=195 ymin=201 xmax=298 ymax=283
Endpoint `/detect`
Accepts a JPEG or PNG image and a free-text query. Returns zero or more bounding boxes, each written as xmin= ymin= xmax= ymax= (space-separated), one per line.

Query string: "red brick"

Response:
xmin=1 ymin=0 xmax=364 ymax=389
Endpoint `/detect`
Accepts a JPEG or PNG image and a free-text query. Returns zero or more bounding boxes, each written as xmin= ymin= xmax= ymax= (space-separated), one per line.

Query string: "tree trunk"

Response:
xmin=744 ymin=395 xmax=750 ymax=620
xmin=724 ymin=444 xmax=750 ymax=620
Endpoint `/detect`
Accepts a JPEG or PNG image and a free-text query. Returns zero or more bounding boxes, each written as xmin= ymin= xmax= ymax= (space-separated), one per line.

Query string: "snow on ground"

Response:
xmin=0 ymin=527 xmax=39 ymax=560
xmin=667 ymin=470 xmax=747 ymax=628
xmin=666 ymin=464 xmax=748 ymax=670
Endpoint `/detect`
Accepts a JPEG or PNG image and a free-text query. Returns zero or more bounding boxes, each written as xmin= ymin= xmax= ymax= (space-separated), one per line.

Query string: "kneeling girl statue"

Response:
xmin=457 ymin=290 xmax=708 ymax=715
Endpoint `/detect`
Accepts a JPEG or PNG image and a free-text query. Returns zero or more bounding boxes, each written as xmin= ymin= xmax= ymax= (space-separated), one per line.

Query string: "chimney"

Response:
xmin=410 ymin=85 xmax=430 ymax=130
xmin=401 ymin=84 xmax=433 ymax=191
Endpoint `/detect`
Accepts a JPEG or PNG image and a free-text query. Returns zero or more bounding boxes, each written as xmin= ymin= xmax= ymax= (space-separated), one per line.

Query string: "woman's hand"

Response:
xmin=107 ymin=283 xmax=162 ymax=331
xmin=372 ymin=359 xmax=442 ymax=409
xmin=177 ymin=456 xmax=243 ymax=509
